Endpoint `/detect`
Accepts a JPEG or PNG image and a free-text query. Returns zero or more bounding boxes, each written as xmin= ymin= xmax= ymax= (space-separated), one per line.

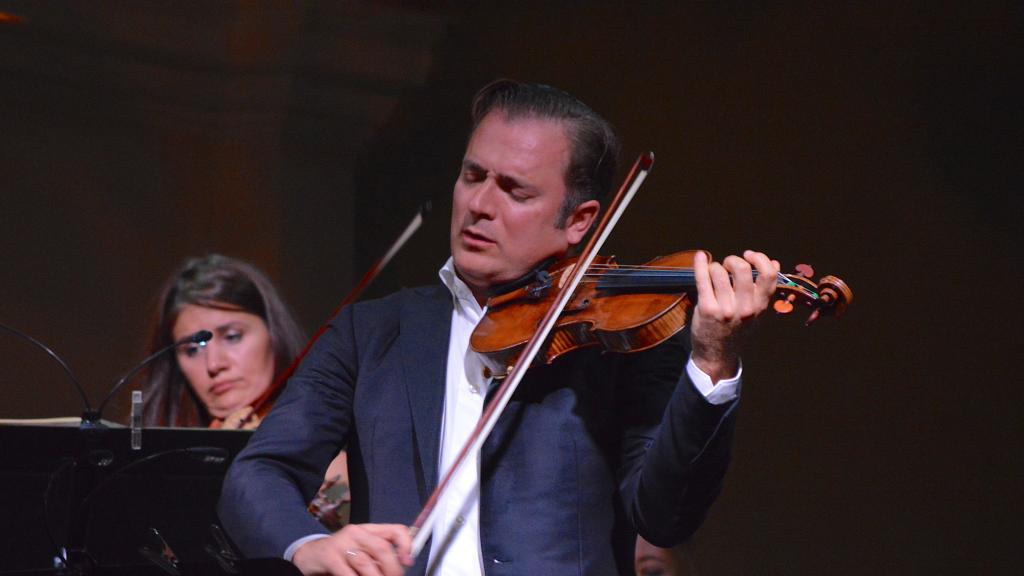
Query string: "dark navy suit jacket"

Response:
xmin=219 ymin=284 xmax=738 ymax=575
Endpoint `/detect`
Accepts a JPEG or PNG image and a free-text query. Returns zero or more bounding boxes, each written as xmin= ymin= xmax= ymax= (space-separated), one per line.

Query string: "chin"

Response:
xmin=208 ymin=399 xmax=242 ymax=419
xmin=453 ymin=253 xmax=491 ymax=280
xmin=207 ymin=409 xmax=230 ymax=420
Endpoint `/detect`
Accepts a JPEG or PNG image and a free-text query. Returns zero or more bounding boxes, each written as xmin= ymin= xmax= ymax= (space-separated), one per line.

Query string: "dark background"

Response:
xmin=1 ymin=2 xmax=1020 ymax=574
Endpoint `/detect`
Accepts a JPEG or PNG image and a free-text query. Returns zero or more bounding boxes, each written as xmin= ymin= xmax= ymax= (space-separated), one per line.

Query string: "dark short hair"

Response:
xmin=141 ymin=254 xmax=305 ymax=427
xmin=470 ymin=79 xmax=621 ymax=227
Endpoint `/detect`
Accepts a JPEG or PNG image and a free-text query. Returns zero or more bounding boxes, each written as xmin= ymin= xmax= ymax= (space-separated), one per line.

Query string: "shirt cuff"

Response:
xmin=686 ymin=356 xmax=742 ymax=405
xmin=284 ymin=533 xmax=331 ymax=562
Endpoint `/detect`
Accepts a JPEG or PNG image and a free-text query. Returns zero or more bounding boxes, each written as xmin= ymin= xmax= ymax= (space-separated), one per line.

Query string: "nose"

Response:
xmin=467 ymin=175 xmax=499 ymax=220
xmin=204 ymin=341 xmax=228 ymax=376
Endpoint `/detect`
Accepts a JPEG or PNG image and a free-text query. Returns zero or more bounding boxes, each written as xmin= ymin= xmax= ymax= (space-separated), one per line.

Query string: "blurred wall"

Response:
xmin=1 ymin=2 xmax=1020 ymax=574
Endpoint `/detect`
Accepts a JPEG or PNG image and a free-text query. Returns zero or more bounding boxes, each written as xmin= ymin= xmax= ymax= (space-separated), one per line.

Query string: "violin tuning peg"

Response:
xmin=773 ymin=299 xmax=795 ymax=314
xmin=794 ymin=263 xmax=815 ymax=278
xmin=805 ymin=308 xmax=821 ymax=325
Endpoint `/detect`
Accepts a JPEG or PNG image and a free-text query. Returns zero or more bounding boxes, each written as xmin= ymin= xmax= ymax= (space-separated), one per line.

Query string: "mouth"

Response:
xmin=461 ymin=227 xmax=496 ymax=248
xmin=209 ymin=380 xmax=239 ymax=396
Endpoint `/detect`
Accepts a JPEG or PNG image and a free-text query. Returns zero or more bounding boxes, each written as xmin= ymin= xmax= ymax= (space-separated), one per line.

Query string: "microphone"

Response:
xmin=91 ymin=329 xmax=213 ymax=426
xmin=0 ymin=322 xmax=93 ymax=416
xmin=0 ymin=323 xmax=210 ymax=427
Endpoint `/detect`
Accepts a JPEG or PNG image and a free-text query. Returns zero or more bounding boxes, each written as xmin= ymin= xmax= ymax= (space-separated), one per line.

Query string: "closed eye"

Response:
xmin=461 ymin=161 xmax=487 ymax=184
xmin=460 ymin=159 xmax=533 ymax=201
xmin=494 ymin=175 xmax=529 ymax=200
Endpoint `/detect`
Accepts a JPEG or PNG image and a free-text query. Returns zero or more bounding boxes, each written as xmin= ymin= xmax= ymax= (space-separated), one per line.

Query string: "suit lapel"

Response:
xmin=399 ymin=286 xmax=452 ymax=499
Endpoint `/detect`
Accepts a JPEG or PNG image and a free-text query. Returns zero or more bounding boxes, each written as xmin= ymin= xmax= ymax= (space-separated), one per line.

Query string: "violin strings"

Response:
xmin=581 ymin=266 xmax=795 ymax=284
xmin=573 ymin=279 xmax=816 ymax=298
xmin=568 ymin=268 xmax=813 ymax=297
xmin=585 ymin=263 xmax=790 ymax=276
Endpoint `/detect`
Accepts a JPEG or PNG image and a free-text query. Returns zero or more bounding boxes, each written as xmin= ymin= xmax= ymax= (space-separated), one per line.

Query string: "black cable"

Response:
xmin=42 ymin=457 xmax=75 ymax=568
xmin=0 ymin=322 xmax=92 ymax=412
xmin=96 ymin=329 xmax=212 ymax=420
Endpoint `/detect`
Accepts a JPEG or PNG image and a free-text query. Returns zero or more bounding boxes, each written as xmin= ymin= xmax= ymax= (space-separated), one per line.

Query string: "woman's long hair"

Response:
xmin=141 ymin=254 xmax=305 ymax=427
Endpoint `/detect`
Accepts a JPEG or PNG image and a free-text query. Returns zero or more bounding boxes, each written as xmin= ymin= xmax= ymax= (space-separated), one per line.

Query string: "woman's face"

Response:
xmin=171 ymin=304 xmax=275 ymax=419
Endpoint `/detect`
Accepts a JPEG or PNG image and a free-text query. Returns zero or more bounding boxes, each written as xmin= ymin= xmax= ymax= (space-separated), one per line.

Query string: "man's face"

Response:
xmin=450 ymin=111 xmax=598 ymax=300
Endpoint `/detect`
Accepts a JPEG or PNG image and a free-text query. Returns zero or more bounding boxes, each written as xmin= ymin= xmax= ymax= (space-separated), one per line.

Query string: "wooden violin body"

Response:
xmin=471 ymin=250 xmax=853 ymax=373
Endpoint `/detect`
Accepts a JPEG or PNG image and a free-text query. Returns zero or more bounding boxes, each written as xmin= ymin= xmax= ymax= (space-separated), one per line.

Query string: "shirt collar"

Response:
xmin=439 ymin=257 xmax=484 ymax=315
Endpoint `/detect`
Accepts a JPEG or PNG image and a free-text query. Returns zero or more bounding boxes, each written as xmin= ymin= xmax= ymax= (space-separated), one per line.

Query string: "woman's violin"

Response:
xmin=470 ymin=251 xmax=852 ymax=373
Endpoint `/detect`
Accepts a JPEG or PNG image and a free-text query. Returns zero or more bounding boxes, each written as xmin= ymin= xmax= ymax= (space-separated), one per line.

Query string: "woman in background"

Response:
xmin=141 ymin=254 xmax=305 ymax=428
xmin=141 ymin=253 xmax=350 ymax=528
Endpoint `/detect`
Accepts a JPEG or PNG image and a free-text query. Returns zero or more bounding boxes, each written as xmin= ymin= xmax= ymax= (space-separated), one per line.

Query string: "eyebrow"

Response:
xmin=462 ymin=158 xmax=485 ymax=173
xmin=177 ymin=322 xmax=246 ymax=343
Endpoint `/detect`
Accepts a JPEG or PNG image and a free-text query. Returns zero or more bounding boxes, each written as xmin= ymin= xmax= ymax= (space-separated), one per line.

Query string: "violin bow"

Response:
xmin=408 ymin=152 xmax=655 ymax=557
xmin=247 ymin=202 xmax=431 ymax=415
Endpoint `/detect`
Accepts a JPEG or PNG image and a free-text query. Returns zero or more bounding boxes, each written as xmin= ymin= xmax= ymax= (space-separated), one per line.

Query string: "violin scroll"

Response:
xmin=771 ymin=264 xmax=854 ymax=324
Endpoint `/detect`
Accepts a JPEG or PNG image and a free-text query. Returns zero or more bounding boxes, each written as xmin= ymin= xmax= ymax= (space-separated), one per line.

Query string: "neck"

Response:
xmin=452 ymin=256 xmax=563 ymax=308
xmin=470 ymin=285 xmax=489 ymax=308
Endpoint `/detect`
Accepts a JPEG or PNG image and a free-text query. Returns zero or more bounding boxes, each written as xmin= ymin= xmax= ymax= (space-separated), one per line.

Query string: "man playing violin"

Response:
xmin=219 ymin=79 xmax=780 ymax=576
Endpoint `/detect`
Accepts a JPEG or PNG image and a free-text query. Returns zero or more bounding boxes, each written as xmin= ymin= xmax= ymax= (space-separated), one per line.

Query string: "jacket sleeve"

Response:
xmin=615 ymin=328 xmax=739 ymax=547
xmin=218 ymin=307 xmax=360 ymax=558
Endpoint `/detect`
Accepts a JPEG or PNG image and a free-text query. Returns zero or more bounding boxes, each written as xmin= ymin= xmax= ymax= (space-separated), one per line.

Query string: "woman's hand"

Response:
xmin=218 ymin=405 xmax=261 ymax=430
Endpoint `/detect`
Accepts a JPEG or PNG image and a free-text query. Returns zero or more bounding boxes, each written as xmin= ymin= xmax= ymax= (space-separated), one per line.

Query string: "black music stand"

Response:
xmin=0 ymin=422 xmax=294 ymax=575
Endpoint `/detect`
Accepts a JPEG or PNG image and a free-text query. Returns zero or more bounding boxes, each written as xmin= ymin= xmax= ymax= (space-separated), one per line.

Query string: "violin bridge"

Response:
xmin=557 ymin=263 xmax=575 ymax=289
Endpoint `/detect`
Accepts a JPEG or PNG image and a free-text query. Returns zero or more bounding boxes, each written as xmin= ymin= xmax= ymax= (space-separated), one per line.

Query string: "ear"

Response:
xmin=564 ymin=199 xmax=601 ymax=246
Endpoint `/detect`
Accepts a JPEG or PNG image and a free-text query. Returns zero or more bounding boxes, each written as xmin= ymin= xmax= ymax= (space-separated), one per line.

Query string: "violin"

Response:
xmin=471 ymin=251 xmax=853 ymax=373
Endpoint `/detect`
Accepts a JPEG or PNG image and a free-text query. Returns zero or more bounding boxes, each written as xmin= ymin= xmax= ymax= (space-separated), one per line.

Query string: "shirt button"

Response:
xmin=456 ymin=515 xmax=465 ymax=525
